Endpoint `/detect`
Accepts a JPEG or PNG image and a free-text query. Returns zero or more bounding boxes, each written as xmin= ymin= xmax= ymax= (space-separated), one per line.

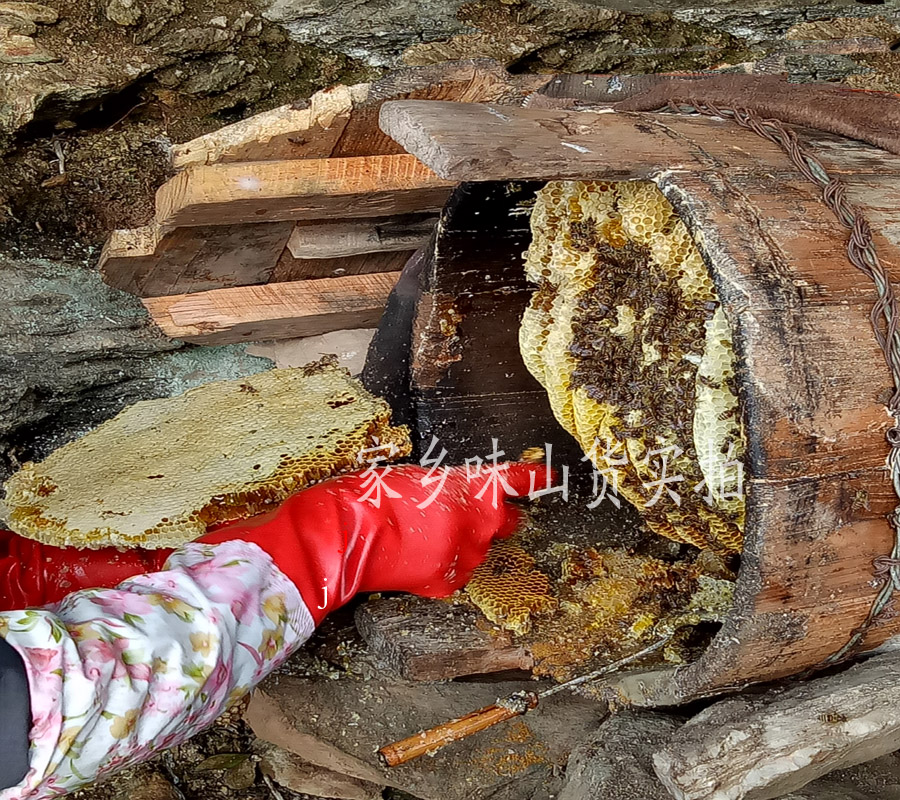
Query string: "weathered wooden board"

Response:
xmin=655 ymin=651 xmax=900 ymax=800
xmin=172 ymin=84 xmax=368 ymax=169
xmin=535 ymin=72 xmax=900 ymax=157
xmin=287 ymin=215 xmax=436 ymax=259
xmin=171 ymin=61 xmax=546 ymax=169
xmin=143 ymin=271 xmax=400 ymax=345
xmin=99 ymin=222 xmax=294 ymax=296
xmin=155 ymin=154 xmax=455 ymax=229
xmin=354 ymin=596 xmax=533 ymax=681
xmin=331 ymin=60 xmax=548 ymax=159
xmin=379 ymin=100 xmax=900 ymax=183
xmin=378 ymin=100 xmax=803 ymax=182
xmin=271 ymin=248 xmax=416 ymax=283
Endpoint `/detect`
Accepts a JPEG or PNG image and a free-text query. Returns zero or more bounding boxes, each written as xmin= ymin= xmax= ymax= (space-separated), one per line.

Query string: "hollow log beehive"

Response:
xmin=365 ymin=95 xmax=900 ymax=703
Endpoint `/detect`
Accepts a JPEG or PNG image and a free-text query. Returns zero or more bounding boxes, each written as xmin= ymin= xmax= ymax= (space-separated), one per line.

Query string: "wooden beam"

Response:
xmin=143 ymin=271 xmax=401 ymax=345
xmin=155 ymin=154 xmax=455 ymax=228
xmin=172 ymin=83 xmax=369 ymax=169
xmin=377 ymin=100 xmax=807 ymax=181
xmin=99 ymin=221 xmax=294 ymax=297
xmin=287 ymin=215 xmax=436 ymax=259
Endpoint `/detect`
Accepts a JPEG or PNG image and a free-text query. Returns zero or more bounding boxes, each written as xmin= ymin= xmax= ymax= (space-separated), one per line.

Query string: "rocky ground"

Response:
xmin=4 ymin=0 xmax=900 ymax=798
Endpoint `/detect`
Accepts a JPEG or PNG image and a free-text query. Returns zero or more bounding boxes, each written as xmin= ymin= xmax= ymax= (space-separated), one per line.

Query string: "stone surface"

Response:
xmin=0 ymin=254 xmax=271 ymax=488
xmin=106 ymin=0 xmax=143 ymax=27
xmin=0 ymin=32 xmax=55 ymax=63
xmin=559 ymin=711 xmax=683 ymax=800
xmin=262 ymin=0 xmax=900 ymax=72
xmin=0 ymin=2 xmax=57 ymax=24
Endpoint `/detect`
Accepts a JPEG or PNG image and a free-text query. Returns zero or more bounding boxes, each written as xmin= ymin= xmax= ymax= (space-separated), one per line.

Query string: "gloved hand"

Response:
xmin=0 ymin=463 xmax=544 ymax=620
xmin=200 ymin=462 xmax=543 ymax=623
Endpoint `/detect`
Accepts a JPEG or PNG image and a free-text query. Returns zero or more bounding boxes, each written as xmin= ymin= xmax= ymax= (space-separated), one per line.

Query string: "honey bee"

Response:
xmin=520 ymin=447 xmax=546 ymax=464
xmin=818 ymin=712 xmax=848 ymax=724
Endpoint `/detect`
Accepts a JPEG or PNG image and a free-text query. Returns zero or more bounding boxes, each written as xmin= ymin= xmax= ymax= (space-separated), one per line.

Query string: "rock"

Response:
xmin=0 ymin=13 xmax=34 ymax=34
xmin=105 ymin=0 xmax=142 ymax=26
xmin=179 ymin=53 xmax=252 ymax=95
xmin=0 ymin=255 xmax=271 ymax=487
xmin=247 ymin=672 xmax=606 ymax=800
xmin=558 ymin=711 xmax=683 ymax=800
xmin=257 ymin=742 xmax=383 ymax=800
xmin=264 ymin=0 xmax=467 ymax=67
xmin=0 ymin=2 xmax=57 ymax=24
xmin=0 ymin=32 xmax=55 ymax=63
xmin=157 ymin=26 xmax=234 ymax=55
xmin=785 ymin=16 xmax=900 ymax=46
xmin=110 ymin=765 xmax=181 ymax=800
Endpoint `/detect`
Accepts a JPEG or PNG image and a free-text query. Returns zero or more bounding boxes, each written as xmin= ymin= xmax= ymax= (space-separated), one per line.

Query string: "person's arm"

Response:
xmin=0 ymin=463 xmax=542 ymax=800
xmin=0 ymin=539 xmax=313 ymax=799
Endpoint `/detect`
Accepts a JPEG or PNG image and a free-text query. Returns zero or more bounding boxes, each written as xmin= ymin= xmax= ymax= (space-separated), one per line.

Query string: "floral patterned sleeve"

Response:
xmin=0 ymin=540 xmax=315 ymax=800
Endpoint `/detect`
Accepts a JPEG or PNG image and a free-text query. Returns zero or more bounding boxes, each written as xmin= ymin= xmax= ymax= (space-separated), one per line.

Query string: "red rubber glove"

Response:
xmin=0 ymin=463 xmax=545 ymax=621
xmin=200 ymin=462 xmax=544 ymax=623
xmin=0 ymin=530 xmax=170 ymax=610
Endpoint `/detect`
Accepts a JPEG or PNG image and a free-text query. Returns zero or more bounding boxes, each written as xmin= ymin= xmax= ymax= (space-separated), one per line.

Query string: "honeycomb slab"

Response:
xmin=2 ymin=359 xmax=410 ymax=549
xmin=520 ymin=180 xmax=745 ymax=554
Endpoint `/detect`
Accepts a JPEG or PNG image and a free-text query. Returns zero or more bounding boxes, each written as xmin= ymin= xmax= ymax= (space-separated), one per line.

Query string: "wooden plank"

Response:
xmin=287 ymin=215 xmax=436 ymax=259
xmin=270 ymin=248 xmax=415 ymax=282
xmin=155 ymin=154 xmax=455 ymax=228
xmin=332 ymin=61 xmax=549 ymax=158
xmin=143 ymin=271 xmax=400 ymax=345
xmin=354 ymin=596 xmax=533 ymax=681
xmin=378 ymin=100 xmax=805 ymax=182
xmin=99 ymin=221 xmax=294 ymax=296
xmin=172 ymin=83 xmax=369 ymax=169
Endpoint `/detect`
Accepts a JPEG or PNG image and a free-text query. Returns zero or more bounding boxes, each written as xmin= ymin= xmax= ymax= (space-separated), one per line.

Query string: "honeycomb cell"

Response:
xmin=465 ymin=540 xmax=557 ymax=635
xmin=3 ymin=358 xmax=411 ymax=549
xmin=520 ymin=180 xmax=745 ymax=554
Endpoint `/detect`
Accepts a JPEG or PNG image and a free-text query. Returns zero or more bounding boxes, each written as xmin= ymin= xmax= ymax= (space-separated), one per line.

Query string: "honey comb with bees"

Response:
xmin=519 ymin=180 xmax=745 ymax=555
xmin=2 ymin=358 xmax=411 ymax=549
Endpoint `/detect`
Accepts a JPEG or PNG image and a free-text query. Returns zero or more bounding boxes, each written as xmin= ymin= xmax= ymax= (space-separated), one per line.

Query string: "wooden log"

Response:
xmin=99 ymin=221 xmax=294 ymax=296
xmin=172 ymin=83 xmax=369 ymax=169
xmin=287 ymin=215 xmax=436 ymax=259
xmin=374 ymin=102 xmax=900 ymax=700
xmin=155 ymin=154 xmax=455 ymax=228
xmin=354 ymin=596 xmax=533 ymax=681
xmin=653 ymin=651 xmax=900 ymax=800
xmin=142 ymin=271 xmax=400 ymax=345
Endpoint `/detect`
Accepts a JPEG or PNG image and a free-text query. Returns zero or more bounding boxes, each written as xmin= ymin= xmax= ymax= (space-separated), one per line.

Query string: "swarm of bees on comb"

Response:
xmin=519 ymin=180 xmax=745 ymax=556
